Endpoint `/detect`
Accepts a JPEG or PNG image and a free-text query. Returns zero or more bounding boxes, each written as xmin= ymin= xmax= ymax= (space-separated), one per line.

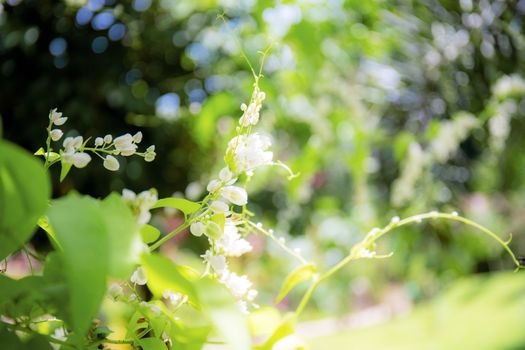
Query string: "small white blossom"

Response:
xmin=207 ymin=179 xmax=221 ymax=192
xmin=203 ymin=251 xmax=228 ymax=275
xmin=71 ymin=152 xmax=91 ymax=168
xmin=206 ymin=221 xmax=222 ymax=239
xmin=131 ymin=267 xmax=147 ymax=285
xmin=95 ymin=137 xmax=104 ymax=146
xmin=133 ymin=131 xmax=143 ymax=143
xmin=103 ymin=155 xmax=120 ymax=171
xmin=63 ymin=136 xmax=83 ymax=151
xmin=50 ymin=129 xmax=63 ymax=141
xmin=216 ymin=224 xmax=252 ymax=257
xmin=50 ymin=108 xmax=68 ymax=126
xmin=190 ymin=222 xmax=206 ymax=237
xmin=210 ymin=200 xmax=229 ymax=214
xmin=220 ymin=272 xmax=252 ymax=299
xmin=122 ymin=189 xmax=136 ymax=201
xmin=104 ymin=134 xmax=113 ymax=144
xmin=221 ymin=186 xmax=248 ymax=206
xmin=219 ymin=167 xmax=233 ymax=182
xmin=225 ymin=133 xmax=273 ymax=173
xmin=145 ymin=145 xmax=156 ymax=161
xmin=114 ymin=133 xmax=137 ymax=156
xmin=108 ymin=283 xmax=123 ymax=298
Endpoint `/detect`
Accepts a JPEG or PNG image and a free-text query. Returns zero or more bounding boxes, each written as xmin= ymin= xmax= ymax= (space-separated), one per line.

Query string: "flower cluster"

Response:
xmin=42 ymin=108 xmax=156 ymax=173
xmin=188 ymin=80 xmax=274 ymax=312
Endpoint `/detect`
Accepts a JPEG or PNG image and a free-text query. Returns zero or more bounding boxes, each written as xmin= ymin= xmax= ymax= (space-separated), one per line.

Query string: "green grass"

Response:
xmin=308 ymin=272 xmax=525 ymax=350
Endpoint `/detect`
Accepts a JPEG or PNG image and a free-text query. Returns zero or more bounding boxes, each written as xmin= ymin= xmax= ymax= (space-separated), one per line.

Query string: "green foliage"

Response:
xmin=195 ymin=277 xmax=251 ymax=350
xmin=275 ymin=264 xmax=316 ymax=303
xmin=47 ymin=192 xmax=140 ymax=338
xmin=152 ymin=197 xmax=201 ymax=215
xmin=0 ymin=140 xmax=50 ymax=260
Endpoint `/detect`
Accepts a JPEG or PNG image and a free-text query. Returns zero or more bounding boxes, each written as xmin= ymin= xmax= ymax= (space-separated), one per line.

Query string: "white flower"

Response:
xmin=114 ymin=133 xmax=137 ymax=156
xmin=108 ymin=283 xmax=123 ymax=298
xmin=137 ymin=189 xmax=158 ymax=208
xmin=133 ymin=131 xmax=143 ymax=143
xmin=216 ymin=224 xmax=252 ymax=257
xmin=103 ymin=155 xmax=120 ymax=171
xmin=130 ymin=267 xmax=147 ymax=285
xmin=220 ymin=272 xmax=252 ymax=299
xmin=190 ymin=222 xmax=206 ymax=237
xmin=122 ymin=189 xmax=157 ymax=224
xmin=63 ymin=136 xmax=83 ymax=151
xmin=226 ymin=133 xmax=273 ymax=173
xmin=219 ymin=167 xmax=234 ymax=182
xmin=95 ymin=137 xmax=104 ymax=146
xmin=210 ymin=200 xmax=229 ymax=214
xmin=50 ymin=129 xmax=63 ymax=141
xmin=203 ymin=251 xmax=228 ymax=275
xmin=72 ymin=152 xmax=91 ymax=168
xmin=104 ymin=134 xmax=113 ymax=144
xmin=221 ymin=186 xmax=248 ymax=206
xmin=50 ymin=108 xmax=68 ymax=126
xmin=144 ymin=145 xmax=156 ymax=162
xmin=206 ymin=221 xmax=222 ymax=239
xmin=239 ymin=89 xmax=266 ymax=127
xmin=122 ymin=188 xmax=136 ymax=201
xmin=207 ymin=179 xmax=221 ymax=192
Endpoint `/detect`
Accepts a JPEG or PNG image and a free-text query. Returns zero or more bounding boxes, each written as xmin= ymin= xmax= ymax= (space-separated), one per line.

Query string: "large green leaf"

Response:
xmin=47 ymin=194 xmax=109 ymax=338
xmin=100 ymin=193 xmax=142 ymax=278
xmin=141 ymin=254 xmax=198 ymax=305
xmin=195 ymin=278 xmax=251 ymax=350
xmin=47 ymin=193 xmax=142 ymax=338
xmin=0 ymin=140 xmax=50 ymax=260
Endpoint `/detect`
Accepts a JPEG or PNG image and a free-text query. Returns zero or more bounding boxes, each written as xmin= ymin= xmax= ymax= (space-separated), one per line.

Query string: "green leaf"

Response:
xmin=138 ymin=338 xmax=167 ymax=350
xmin=0 ymin=140 xmax=51 ymax=260
xmin=100 ymin=193 xmax=142 ymax=278
xmin=47 ymin=193 xmax=143 ymax=337
xmin=59 ymin=158 xmax=72 ymax=182
xmin=260 ymin=314 xmax=297 ymax=350
xmin=141 ymin=254 xmax=199 ymax=305
xmin=152 ymin=198 xmax=201 ymax=215
xmin=275 ymin=264 xmax=316 ymax=303
xmin=47 ymin=194 xmax=109 ymax=338
xmin=195 ymin=277 xmax=251 ymax=350
xmin=140 ymin=224 xmax=161 ymax=244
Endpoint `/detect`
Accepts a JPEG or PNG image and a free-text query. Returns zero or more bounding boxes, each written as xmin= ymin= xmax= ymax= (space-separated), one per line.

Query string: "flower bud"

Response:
xmin=72 ymin=152 xmax=91 ymax=168
xmin=95 ymin=137 xmax=104 ymax=146
xmin=206 ymin=221 xmax=223 ymax=239
xmin=210 ymin=200 xmax=229 ymax=213
xmin=50 ymin=129 xmax=63 ymax=141
xmin=133 ymin=131 xmax=143 ymax=143
xmin=50 ymin=108 xmax=68 ymax=126
xmin=207 ymin=179 xmax=221 ymax=192
xmin=221 ymin=186 xmax=248 ymax=206
xmin=104 ymin=134 xmax=113 ymax=144
xmin=103 ymin=155 xmax=120 ymax=171
xmin=190 ymin=222 xmax=206 ymax=237
xmin=130 ymin=267 xmax=147 ymax=285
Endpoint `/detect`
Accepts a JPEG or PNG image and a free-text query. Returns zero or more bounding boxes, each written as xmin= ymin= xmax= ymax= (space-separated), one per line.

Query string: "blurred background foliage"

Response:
xmin=2 ymin=0 xmax=525 ymax=318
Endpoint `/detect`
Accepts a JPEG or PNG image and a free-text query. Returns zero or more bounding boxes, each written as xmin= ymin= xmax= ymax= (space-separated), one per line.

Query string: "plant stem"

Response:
xmin=149 ymin=221 xmax=191 ymax=251
xmin=247 ymin=220 xmax=308 ymax=265
xmin=294 ymin=211 xmax=524 ymax=317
